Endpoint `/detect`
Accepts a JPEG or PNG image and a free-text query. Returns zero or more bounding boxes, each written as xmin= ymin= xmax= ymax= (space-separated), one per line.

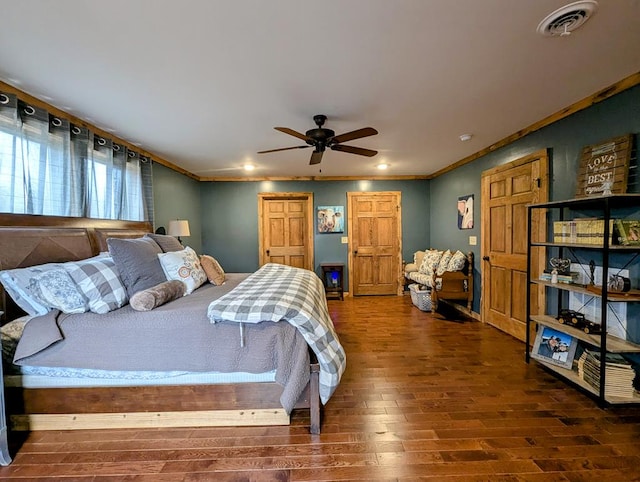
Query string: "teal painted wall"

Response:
xmin=151 ymin=85 xmax=639 ymax=314
xmin=198 ymin=179 xmax=430 ymax=285
xmin=152 ymin=163 xmax=203 ymax=254
xmin=429 ymin=84 xmax=640 ymax=312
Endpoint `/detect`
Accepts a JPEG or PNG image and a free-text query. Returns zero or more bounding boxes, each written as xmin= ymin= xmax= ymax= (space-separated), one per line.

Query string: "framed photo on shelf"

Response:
xmin=531 ymin=326 xmax=578 ymax=369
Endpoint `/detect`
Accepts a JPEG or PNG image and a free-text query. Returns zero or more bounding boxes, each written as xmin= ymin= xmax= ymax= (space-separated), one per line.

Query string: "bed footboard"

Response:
xmin=6 ymin=363 xmax=321 ymax=434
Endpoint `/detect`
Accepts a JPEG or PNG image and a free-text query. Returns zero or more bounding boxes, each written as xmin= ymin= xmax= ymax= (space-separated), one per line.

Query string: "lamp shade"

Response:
xmin=168 ymin=220 xmax=190 ymax=237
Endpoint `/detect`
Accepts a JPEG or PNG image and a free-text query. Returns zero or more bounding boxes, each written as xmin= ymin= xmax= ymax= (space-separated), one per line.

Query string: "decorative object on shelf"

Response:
xmin=569 ymin=263 xmax=630 ymax=341
xmin=614 ymin=219 xmax=640 ymax=246
xmin=168 ymin=219 xmax=190 ymax=244
xmin=557 ymin=309 xmax=602 ymax=334
xmin=575 ymin=134 xmax=633 ymax=198
xmin=608 ymin=274 xmax=631 ymax=293
xmin=317 ymin=206 xmax=344 ymax=233
xmin=531 ymin=326 xmax=578 ymax=369
xmin=457 ymin=194 xmax=474 ymax=229
xmin=550 ymin=257 xmax=571 ymax=275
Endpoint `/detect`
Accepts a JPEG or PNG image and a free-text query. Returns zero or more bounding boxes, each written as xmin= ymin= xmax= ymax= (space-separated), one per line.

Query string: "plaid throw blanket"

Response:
xmin=207 ymin=263 xmax=346 ymax=404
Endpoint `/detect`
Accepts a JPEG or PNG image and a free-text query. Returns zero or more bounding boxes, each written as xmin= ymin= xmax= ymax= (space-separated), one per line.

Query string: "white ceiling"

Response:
xmin=1 ymin=0 xmax=639 ymax=179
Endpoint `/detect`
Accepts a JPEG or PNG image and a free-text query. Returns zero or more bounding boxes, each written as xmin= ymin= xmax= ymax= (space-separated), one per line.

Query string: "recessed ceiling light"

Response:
xmin=244 ymin=164 xmax=255 ymax=171
xmin=459 ymin=134 xmax=473 ymax=142
xmin=377 ymin=163 xmax=388 ymax=170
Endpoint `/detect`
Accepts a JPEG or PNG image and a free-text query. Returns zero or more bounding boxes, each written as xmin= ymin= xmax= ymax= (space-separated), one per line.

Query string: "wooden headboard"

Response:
xmin=0 ymin=213 xmax=152 ymax=322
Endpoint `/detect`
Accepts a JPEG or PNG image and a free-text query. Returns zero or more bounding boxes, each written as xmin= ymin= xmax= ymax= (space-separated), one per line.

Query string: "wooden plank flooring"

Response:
xmin=2 ymin=295 xmax=640 ymax=480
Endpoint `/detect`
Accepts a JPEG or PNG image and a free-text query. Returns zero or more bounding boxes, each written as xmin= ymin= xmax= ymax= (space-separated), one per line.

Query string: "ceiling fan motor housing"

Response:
xmin=305 ymin=128 xmax=335 ymax=146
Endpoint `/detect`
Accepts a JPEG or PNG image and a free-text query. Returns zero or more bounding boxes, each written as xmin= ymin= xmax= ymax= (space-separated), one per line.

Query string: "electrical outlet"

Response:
xmin=469 ymin=236 xmax=477 ymax=246
xmin=341 ymin=236 xmax=348 ymax=244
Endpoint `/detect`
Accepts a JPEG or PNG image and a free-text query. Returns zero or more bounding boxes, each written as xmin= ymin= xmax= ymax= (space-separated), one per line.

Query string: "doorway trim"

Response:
xmin=347 ymin=191 xmax=403 ymax=296
xmin=257 ymin=192 xmax=314 ymax=270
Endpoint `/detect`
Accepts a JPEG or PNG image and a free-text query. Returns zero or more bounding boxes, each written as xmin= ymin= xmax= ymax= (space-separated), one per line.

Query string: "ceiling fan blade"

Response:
xmin=274 ymin=127 xmax=310 ymax=142
xmin=309 ymin=150 xmax=324 ymax=165
xmin=257 ymin=145 xmax=310 ymax=154
xmin=330 ymin=127 xmax=378 ymax=144
xmin=331 ymin=144 xmax=378 ymax=157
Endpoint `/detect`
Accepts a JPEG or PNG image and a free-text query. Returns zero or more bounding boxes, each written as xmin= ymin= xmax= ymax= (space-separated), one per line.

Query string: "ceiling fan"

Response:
xmin=258 ymin=114 xmax=378 ymax=165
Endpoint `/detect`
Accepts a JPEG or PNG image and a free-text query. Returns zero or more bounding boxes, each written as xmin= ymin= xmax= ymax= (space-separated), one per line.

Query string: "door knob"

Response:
xmin=353 ymin=250 xmax=358 ymax=255
xmin=482 ymin=256 xmax=490 ymax=261
xmin=266 ymin=249 xmax=270 ymax=256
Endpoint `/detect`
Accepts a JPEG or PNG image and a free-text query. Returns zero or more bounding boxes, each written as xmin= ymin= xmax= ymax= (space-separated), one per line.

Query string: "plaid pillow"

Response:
xmin=65 ymin=257 xmax=128 ymax=314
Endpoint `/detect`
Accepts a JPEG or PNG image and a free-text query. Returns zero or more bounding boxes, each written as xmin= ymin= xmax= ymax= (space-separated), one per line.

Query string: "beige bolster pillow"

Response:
xmin=130 ymin=280 xmax=186 ymax=311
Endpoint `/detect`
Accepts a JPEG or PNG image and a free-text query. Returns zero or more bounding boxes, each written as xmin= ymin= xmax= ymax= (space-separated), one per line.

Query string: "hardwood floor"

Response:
xmin=2 ymin=295 xmax=640 ymax=481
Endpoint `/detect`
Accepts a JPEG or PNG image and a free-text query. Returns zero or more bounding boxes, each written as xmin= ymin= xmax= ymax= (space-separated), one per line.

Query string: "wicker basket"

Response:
xmin=409 ymin=283 xmax=432 ymax=311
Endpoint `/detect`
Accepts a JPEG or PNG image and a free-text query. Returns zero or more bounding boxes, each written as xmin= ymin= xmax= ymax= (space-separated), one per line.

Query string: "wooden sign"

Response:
xmin=575 ymin=134 xmax=633 ymax=198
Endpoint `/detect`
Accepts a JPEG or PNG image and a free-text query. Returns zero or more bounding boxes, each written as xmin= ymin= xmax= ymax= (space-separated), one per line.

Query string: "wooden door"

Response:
xmin=481 ymin=150 xmax=548 ymax=341
xmin=258 ymin=192 xmax=313 ymax=270
xmin=348 ymin=191 xmax=402 ymax=296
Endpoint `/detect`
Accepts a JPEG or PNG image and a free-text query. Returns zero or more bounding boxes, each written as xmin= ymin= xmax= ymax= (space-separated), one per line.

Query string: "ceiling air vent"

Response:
xmin=537 ymin=1 xmax=598 ymax=37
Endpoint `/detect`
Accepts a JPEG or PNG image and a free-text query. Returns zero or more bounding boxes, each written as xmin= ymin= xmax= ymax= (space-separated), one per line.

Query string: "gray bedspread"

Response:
xmin=13 ymin=273 xmax=311 ymax=413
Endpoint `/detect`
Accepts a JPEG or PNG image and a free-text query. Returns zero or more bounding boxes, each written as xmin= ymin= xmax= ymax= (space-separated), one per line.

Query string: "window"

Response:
xmin=0 ymin=92 xmax=153 ymax=221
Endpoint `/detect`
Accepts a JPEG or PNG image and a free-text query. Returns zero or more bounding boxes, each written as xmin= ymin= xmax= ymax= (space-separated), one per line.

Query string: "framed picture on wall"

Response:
xmin=457 ymin=194 xmax=474 ymax=229
xmin=317 ymin=206 xmax=344 ymax=233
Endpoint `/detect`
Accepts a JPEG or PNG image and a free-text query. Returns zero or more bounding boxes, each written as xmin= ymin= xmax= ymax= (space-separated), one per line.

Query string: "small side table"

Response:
xmin=321 ymin=263 xmax=344 ymax=301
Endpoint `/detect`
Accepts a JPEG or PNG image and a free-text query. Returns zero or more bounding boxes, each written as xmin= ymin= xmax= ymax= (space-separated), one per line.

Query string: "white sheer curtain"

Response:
xmin=0 ymin=92 xmax=153 ymax=221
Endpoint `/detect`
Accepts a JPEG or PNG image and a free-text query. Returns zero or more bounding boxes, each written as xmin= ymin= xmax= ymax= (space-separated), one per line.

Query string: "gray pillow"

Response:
xmin=107 ymin=237 xmax=166 ymax=296
xmin=144 ymin=233 xmax=183 ymax=252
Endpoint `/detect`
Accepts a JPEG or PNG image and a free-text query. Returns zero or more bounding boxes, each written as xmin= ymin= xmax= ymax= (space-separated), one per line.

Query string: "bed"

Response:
xmin=0 ymin=213 xmax=343 ymax=450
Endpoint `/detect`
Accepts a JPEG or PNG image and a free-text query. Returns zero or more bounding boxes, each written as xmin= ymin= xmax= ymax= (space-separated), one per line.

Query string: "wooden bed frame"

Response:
xmin=0 ymin=213 xmax=321 ymax=440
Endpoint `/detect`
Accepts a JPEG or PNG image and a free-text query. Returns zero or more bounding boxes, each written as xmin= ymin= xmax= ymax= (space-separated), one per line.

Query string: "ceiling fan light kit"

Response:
xmin=258 ymin=114 xmax=378 ymax=165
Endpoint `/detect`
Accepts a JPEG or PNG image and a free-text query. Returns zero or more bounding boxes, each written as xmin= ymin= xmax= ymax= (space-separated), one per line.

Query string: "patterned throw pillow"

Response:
xmin=158 ymin=247 xmax=207 ymax=295
xmin=436 ymin=250 xmax=453 ymax=276
xmin=34 ymin=269 xmax=87 ymax=314
xmin=0 ymin=262 xmax=67 ymax=316
xmin=200 ymin=255 xmax=226 ymax=285
xmin=418 ymin=249 xmax=443 ymax=278
xmin=65 ymin=257 xmax=128 ymax=314
xmin=447 ymin=250 xmax=467 ymax=272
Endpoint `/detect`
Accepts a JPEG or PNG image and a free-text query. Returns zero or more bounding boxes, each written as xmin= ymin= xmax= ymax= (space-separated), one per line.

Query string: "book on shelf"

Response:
xmin=552 ymin=219 xmax=615 ymax=245
xmin=539 ymin=271 xmax=580 ymax=284
xmin=576 ymin=349 xmax=637 ymax=399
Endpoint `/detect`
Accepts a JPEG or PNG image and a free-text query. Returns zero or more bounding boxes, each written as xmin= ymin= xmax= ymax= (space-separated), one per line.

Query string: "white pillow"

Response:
xmin=157 ymin=246 xmax=207 ymax=295
xmin=447 ymin=250 xmax=467 ymax=272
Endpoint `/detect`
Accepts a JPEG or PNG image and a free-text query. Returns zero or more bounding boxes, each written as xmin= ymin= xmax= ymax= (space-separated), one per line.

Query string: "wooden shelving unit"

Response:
xmin=526 ymin=194 xmax=640 ymax=406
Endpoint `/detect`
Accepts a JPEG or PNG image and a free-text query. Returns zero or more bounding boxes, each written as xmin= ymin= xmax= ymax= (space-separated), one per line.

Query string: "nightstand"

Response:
xmin=321 ymin=263 xmax=344 ymax=300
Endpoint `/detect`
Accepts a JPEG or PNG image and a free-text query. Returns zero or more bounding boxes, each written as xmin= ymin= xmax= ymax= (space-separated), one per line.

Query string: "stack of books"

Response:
xmin=577 ymin=349 xmax=637 ymax=399
xmin=539 ymin=270 xmax=580 ymax=284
